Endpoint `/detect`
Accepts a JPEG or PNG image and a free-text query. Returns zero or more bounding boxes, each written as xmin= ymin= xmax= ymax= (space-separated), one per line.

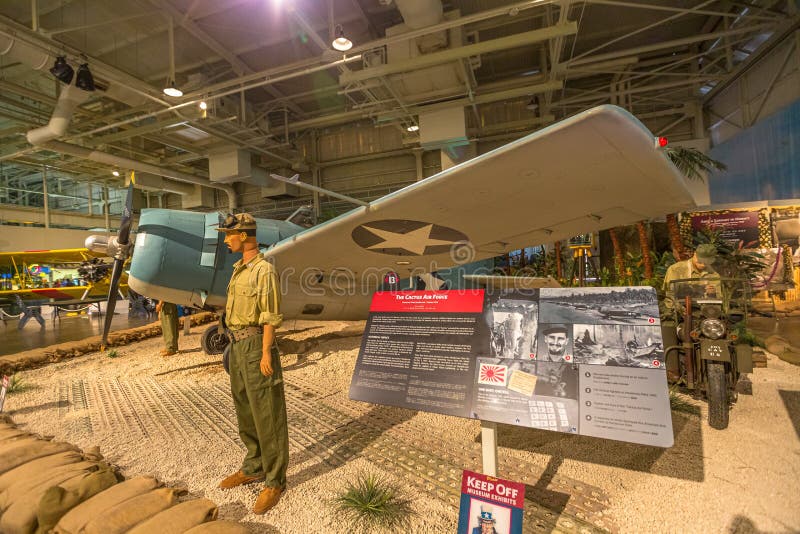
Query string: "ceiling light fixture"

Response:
xmin=199 ymin=101 xmax=208 ymax=110
xmin=75 ymin=63 xmax=95 ymax=91
xmin=163 ymin=82 xmax=183 ymax=97
xmin=406 ymin=125 xmax=419 ymax=132
xmin=112 ymin=170 xmax=120 ymax=177
xmin=331 ymin=25 xmax=353 ymax=51
xmin=163 ymin=20 xmax=183 ymax=97
xmin=49 ymin=56 xmax=74 ymax=85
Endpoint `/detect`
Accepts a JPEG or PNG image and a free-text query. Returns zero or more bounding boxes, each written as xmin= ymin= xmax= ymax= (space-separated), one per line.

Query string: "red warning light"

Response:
xmin=658 ymin=136 xmax=669 ymax=147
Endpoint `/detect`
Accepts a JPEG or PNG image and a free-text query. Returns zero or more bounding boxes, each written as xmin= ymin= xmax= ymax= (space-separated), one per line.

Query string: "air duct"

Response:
xmin=0 ymin=33 xmax=147 ymax=108
xmin=26 ymin=83 xmax=91 ymax=145
xmin=30 ymin=139 xmax=237 ymax=210
xmin=394 ymin=0 xmax=443 ymax=29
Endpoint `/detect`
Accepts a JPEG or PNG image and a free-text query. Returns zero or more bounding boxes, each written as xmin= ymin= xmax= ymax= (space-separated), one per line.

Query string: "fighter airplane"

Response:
xmin=89 ymin=106 xmax=698 ymax=354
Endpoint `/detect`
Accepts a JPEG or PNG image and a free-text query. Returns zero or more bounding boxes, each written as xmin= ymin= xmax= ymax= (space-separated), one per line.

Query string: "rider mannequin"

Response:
xmin=662 ymin=244 xmax=722 ymax=311
xmin=661 ymin=244 xmax=722 ymax=379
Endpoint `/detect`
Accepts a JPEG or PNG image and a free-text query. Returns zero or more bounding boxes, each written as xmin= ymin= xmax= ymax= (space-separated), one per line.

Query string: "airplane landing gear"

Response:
xmin=201 ymin=324 xmax=229 ymax=355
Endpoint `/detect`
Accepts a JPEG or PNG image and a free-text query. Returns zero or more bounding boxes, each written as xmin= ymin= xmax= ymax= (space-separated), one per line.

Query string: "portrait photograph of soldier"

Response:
xmin=536 ymin=324 xmax=572 ymax=362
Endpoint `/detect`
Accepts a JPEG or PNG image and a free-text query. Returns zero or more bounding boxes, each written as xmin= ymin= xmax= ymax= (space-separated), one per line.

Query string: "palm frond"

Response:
xmin=666 ymin=146 xmax=727 ymax=181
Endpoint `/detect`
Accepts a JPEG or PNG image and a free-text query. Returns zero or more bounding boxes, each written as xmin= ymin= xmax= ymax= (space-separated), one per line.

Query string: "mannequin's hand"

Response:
xmin=260 ymin=351 xmax=273 ymax=377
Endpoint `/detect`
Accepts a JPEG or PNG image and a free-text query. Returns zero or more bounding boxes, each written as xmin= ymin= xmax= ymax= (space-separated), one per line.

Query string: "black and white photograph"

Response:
xmin=536 ymin=323 xmax=573 ymax=362
xmin=484 ymin=294 xmax=538 ymax=359
xmin=539 ymin=287 xmax=660 ymax=326
xmin=573 ymin=324 xmax=665 ymax=368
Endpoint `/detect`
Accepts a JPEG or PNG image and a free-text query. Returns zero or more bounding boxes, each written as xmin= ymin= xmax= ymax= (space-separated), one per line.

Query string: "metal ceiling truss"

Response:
xmin=0 ymin=0 xmax=794 ymax=223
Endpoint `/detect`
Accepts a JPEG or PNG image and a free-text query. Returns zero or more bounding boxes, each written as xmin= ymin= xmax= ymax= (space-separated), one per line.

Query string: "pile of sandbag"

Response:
xmin=0 ymin=417 xmax=248 ymax=534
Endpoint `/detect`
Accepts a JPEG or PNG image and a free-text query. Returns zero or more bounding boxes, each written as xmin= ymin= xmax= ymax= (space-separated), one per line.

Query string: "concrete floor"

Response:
xmin=0 ymin=302 xmax=153 ymax=355
xmin=748 ymin=315 xmax=800 ymax=348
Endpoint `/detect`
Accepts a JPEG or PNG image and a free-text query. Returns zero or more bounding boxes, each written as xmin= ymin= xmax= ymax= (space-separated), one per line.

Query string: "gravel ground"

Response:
xmin=4 ymin=320 xmax=800 ymax=533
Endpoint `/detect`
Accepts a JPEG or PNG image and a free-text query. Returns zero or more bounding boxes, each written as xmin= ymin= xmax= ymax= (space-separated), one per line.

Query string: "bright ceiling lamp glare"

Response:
xmin=49 ymin=56 xmax=74 ymax=85
xmin=75 ymin=63 xmax=95 ymax=91
xmin=199 ymin=101 xmax=208 ymax=110
xmin=406 ymin=125 xmax=419 ymax=132
xmin=112 ymin=170 xmax=120 ymax=177
xmin=163 ymin=81 xmax=183 ymax=97
xmin=331 ymin=25 xmax=353 ymax=51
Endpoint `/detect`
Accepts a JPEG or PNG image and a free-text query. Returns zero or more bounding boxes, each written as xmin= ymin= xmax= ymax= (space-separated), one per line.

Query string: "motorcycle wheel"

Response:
xmin=707 ymin=361 xmax=729 ymax=430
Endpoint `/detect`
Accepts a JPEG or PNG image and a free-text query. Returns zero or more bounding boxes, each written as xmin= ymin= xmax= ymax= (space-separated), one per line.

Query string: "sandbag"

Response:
xmin=34 ymin=465 xmax=118 ymax=534
xmin=184 ymin=521 xmax=251 ymax=534
xmin=0 ymin=439 xmax=76 ymax=475
xmin=0 ymin=428 xmax=29 ymax=441
xmin=126 ymin=498 xmax=218 ymax=534
xmin=0 ymin=451 xmax=82 ymax=493
xmin=53 ymin=476 xmax=160 ymax=534
xmin=81 ymin=487 xmax=180 ymax=534
xmin=0 ymin=470 xmax=91 ymax=534
xmin=0 ymin=460 xmax=97 ymax=512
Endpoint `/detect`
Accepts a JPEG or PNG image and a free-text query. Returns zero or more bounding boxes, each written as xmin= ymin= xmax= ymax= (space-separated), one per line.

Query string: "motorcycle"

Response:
xmin=663 ymin=277 xmax=754 ymax=430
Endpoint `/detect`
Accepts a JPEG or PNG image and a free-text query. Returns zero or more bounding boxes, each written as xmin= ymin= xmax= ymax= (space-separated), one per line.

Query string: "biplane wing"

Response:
xmin=0 ymin=248 xmax=102 ymax=267
xmin=265 ymin=105 xmax=697 ymax=283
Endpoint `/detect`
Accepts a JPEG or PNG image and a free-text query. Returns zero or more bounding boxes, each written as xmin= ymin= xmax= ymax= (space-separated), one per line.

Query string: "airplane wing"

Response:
xmin=0 ymin=248 xmax=101 ymax=267
xmin=265 ymin=105 xmax=696 ymax=284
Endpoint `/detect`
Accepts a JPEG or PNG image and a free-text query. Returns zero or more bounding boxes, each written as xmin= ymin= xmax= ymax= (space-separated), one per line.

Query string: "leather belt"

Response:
xmin=228 ymin=326 xmax=263 ymax=342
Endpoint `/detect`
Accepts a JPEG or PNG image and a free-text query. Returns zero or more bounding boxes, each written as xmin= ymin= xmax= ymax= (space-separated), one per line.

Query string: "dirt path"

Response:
xmin=4 ymin=320 xmax=799 ymax=533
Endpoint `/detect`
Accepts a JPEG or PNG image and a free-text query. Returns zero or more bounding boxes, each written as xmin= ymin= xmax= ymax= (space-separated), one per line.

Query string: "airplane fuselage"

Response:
xmin=128 ymin=209 xmax=374 ymax=321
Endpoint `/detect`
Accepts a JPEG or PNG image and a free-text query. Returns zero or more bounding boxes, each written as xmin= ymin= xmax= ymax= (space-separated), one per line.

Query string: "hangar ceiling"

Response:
xmin=0 ymin=0 xmax=796 ymax=228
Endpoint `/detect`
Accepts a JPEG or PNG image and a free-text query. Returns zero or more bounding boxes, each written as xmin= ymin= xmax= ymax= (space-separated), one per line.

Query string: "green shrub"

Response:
xmin=669 ymin=388 xmax=698 ymax=415
xmin=332 ymin=471 xmax=414 ymax=532
xmin=5 ymin=374 xmax=31 ymax=395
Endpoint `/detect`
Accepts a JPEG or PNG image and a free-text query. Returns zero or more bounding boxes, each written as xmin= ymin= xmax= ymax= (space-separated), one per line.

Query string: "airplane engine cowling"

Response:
xmin=128 ymin=209 xmax=234 ymax=308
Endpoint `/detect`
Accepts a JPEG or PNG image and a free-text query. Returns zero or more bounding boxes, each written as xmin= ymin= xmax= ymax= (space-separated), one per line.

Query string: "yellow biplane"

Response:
xmin=0 ymin=248 xmax=128 ymax=305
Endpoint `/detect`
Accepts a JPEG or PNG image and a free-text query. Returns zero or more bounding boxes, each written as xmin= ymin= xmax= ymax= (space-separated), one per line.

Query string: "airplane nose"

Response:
xmin=85 ymin=234 xmax=109 ymax=254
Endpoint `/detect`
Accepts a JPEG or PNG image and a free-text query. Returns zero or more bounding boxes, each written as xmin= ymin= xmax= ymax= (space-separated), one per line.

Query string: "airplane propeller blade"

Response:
xmin=100 ymin=176 xmax=135 ymax=349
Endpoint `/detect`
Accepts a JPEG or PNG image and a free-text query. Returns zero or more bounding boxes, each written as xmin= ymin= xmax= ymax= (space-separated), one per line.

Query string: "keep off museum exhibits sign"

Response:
xmin=349 ymin=288 xmax=674 ymax=447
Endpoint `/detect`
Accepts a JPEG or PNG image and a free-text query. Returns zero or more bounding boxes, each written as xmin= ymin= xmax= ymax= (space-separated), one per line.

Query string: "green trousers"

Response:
xmin=229 ymin=335 xmax=288 ymax=489
xmin=160 ymin=302 xmax=179 ymax=351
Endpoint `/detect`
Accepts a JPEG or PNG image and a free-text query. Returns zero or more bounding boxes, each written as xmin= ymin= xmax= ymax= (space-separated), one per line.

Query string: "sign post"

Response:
xmin=480 ymin=420 xmax=498 ymax=477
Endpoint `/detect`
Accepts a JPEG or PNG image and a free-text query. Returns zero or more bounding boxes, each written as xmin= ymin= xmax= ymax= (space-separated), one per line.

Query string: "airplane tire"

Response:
xmin=201 ymin=324 xmax=229 ymax=355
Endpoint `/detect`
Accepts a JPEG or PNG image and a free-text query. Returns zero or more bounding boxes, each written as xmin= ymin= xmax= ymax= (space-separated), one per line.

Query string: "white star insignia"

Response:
xmin=362 ymin=224 xmax=455 ymax=255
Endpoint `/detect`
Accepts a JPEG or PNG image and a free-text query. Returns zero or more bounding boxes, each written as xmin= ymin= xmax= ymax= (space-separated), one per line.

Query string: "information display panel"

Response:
xmin=349 ymin=287 xmax=673 ymax=447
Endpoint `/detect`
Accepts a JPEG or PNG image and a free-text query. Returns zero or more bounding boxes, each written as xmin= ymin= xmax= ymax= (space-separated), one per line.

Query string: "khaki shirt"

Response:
xmin=225 ymin=254 xmax=283 ymax=330
xmin=662 ymin=259 xmax=721 ymax=311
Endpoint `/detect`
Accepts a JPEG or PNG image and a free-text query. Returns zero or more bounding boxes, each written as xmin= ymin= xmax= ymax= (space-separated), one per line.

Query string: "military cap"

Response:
xmin=694 ymin=244 xmax=717 ymax=262
xmin=217 ymin=212 xmax=257 ymax=232
xmin=543 ymin=324 xmax=568 ymax=336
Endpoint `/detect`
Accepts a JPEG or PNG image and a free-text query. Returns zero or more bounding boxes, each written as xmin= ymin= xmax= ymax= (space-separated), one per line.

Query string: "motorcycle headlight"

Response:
xmin=701 ymin=319 xmax=725 ymax=339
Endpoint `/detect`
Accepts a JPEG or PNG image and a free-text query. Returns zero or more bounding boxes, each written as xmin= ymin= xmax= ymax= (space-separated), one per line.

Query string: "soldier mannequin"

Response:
xmin=155 ymin=300 xmax=178 ymax=356
xmin=216 ymin=213 xmax=288 ymax=515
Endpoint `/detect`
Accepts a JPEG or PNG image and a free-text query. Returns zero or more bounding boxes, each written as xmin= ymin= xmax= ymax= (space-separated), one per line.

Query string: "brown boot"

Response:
xmin=159 ymin=349 xmax=177 ymax=357
xmin=252 ymin=486 xmax=282 ymax=514
xmin=218 ymin=470 xmax=265 ymax=489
